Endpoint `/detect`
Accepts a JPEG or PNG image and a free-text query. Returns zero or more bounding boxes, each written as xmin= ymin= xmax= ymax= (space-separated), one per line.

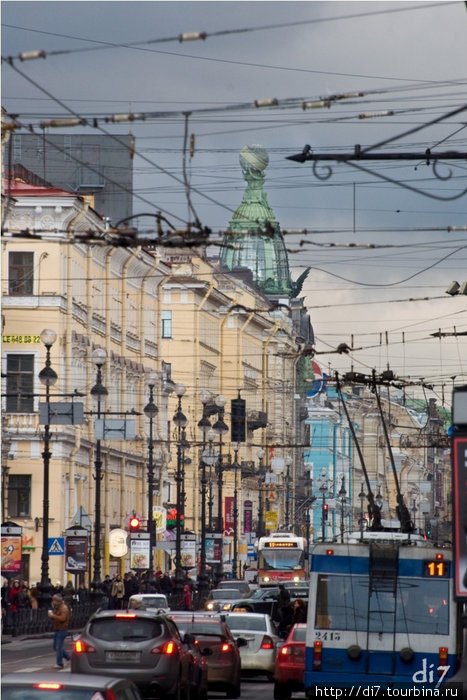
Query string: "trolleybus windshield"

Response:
xmin=258 ymin=548 xmax=305 ymax=571
xmin=315 ymin=574 xmax=449 ymax=635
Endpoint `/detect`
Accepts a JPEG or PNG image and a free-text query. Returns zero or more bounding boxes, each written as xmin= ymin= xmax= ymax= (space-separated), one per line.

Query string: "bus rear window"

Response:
xmin=315 ymin=575 xmax=449 ymax=635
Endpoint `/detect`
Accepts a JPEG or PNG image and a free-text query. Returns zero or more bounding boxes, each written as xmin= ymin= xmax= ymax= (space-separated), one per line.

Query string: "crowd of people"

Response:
xmin=1 ymin=567 xmax=198 ymax=630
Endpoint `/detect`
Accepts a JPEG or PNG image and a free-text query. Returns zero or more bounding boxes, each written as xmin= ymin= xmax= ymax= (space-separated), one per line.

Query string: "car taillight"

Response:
xmin=152 ymin=640 xmax=177 ymax=655
xmin=114 ymin=613 xmax=136 ymax=619
xmin=260 ymin=635 xmax=274 ymax=649
xmin=74 ymin=639 xmax=96 ymax=653
xmin=221 ymin=642 xmax=232 ymax=652
xmin=279 ymin=644 xmax=304 ymax=661
xmin=313 ymin=641 xmax=323 ymax=670
xmin=33 ymin=684 xmax=63 ymax=690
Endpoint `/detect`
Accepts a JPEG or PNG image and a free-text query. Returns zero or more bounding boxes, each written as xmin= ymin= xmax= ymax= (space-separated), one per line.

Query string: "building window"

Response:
xmin=6 ymin=354 xmax=34 ymax=412
xmin=9 ymin=252 xmax=34 ymax=295
xmin=161 ymin=310 xmax=172 ymax=339
xmin=8 ymin=474 xmax=31 ymax=518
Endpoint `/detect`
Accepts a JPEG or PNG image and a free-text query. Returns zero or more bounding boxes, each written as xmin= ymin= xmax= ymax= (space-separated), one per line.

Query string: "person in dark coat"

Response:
xmin=277 ymin=585 xmax=293 ymax=639
xmin=291 ymin=598 xmax=307 ymax=625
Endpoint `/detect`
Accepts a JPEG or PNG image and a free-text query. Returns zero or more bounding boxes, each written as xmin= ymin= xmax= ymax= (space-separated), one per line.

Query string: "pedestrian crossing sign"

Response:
xmin=48 ymin=537 xmax=65 ymax=555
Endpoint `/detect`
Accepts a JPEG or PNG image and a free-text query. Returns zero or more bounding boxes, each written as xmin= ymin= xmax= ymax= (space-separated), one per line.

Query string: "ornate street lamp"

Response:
xmin=212 ymin=394 xmax=228 ymax=586
xmin=256 ymin=448 xmax=265 ymax=538
xmin=338 ymin=476 xmax=347 ymax=543
xmin=197 ymin=390 xmax=212 ymax=606
xmin=284 ymin=456 xmax=293 ymax=529
xmin=38 ymin=328 xmax=57 ymax=608
xmin=359 ymin=483 xmax=366 ymax=541
xmin=319 ymin=481 xmax=328 ymax=542
xmin=173 ymin=382 xmax=188 ymax=606
xmin=144 ymin=371 xmax=159 ymax=592
xmin=231 ymin=443 xmax=241 ymax=580
xmin=206 ymin=428 xmax=217 ymax=533
xmin=90 ymin=347 xmax=108 ymax=602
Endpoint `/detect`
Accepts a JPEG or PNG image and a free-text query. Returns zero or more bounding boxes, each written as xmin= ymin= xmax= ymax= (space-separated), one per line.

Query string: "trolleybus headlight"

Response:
xmin=399 ymin=647 xmax=414 ymax=663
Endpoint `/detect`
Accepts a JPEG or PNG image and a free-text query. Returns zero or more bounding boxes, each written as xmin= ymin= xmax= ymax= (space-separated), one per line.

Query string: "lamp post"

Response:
xmin=256 ymin=448 xmax=265 ymax=538
xmin=197 ymin=390 xmax=212 ymax=605
xmin=90 ymin=347 xmax=108 ymax=601
xmin=359 ymin=483 xmax=366 ymax=541
xmin=144 ymin=372 xmax=159 ymax=592
xmin=320 ymin=482 xmax=328 ymax=542
xmin=338 ymin=476 xmax=347 ymax=543
xmin=284 ymin=456 xmax=293 ymax=529
xmin=173 ymin=383 xmax=188 ymax=607
xmin=212 ymin=394 xmax=228 ymax=586
xmin=38 ymin=328 xmax=58 ymax=608
xmin=231 ymin=443 xmax=240 ymax=580
xmin=206 ymin=428 xmax=217 ymax=532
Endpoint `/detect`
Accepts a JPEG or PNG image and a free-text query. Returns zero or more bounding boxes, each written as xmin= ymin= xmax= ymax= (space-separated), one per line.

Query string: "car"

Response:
xmin=1 ymin=672 xmax=143 ymax=700
xmin=225 ymin=612 xmax=281 ymax=679
xmin=216 ymin=579 xmax=251 ymax=596
xmin=204 ymin=588 xmax=247 ymax=612
xmin=169 ymin=612 xmax=242 ymax=698
xmin=273 ymin=623 xmax=306 ymax=699
xmin=129 ymin=593 xmax=170 ymax=614
xmin=71 ymin=608 xmax=194 ymax=699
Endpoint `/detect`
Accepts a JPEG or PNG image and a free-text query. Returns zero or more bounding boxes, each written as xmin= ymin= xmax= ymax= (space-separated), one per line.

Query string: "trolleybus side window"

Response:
xmin=315 ymin=574 xmax=450 ymax=635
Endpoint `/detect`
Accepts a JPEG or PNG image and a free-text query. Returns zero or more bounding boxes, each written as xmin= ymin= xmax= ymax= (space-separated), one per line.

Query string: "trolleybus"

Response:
xmin=256 ymin=532 xmax=308 ymax=585
xmin=304 ymin=534 xmax=462 ymax=695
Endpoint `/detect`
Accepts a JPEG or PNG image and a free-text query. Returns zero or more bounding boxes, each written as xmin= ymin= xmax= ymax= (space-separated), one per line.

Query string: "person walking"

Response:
xmin=291 ymin=598 xmax=307 ymax=624
xmin=48 ymin=593 xmax=71 ymax=669
xmin=111 ymin=574 xmax=125 ymax=609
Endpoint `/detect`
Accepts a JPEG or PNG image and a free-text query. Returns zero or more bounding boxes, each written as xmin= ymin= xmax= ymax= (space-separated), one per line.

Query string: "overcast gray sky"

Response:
xmin=2 ymin=0 xmax=466 ymax=403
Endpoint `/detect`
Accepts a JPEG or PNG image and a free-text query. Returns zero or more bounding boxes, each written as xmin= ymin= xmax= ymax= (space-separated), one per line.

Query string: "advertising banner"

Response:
xmin=65 ymin=536 xmax=88 ymax=572
xmin=265 ymin=510 xmax=278 ymax=530
xmin=181 ymin=540 xmax=196 ymax=568
xmin=130 ymin=536 xmax=150 ymax=570
xmin=1 ymin=535 xmax=22 ymax=574
xmin=224 ymin=496 xmax=234 ymax=536
xmin=205 ymin=534 xmax=223 ymax=564
xmin=244 ymin=500 xmax=253 ymax=534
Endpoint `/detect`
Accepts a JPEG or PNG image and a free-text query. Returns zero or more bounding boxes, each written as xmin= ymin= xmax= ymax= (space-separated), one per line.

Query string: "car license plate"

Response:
xmin=106 ymin=650 xmax=140 ymax=662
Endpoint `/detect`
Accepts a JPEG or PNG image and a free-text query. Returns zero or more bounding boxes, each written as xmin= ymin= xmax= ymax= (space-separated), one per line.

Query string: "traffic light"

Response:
xmin=129 ymin=515 xmax=141 ymax=532
xmin=231 ymin=397 xmax=246 ymax=443
xmin=322 ymin=503 xmax=329 ymax=521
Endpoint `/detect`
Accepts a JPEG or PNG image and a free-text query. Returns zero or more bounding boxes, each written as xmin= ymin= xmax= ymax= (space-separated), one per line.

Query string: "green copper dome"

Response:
xmin=221 ymin=145 xmax=295 ymax=296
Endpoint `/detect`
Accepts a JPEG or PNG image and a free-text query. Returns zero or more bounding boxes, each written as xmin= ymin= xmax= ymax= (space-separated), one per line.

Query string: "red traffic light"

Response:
xmin=129 ymin=515 xmax=141 ymax=532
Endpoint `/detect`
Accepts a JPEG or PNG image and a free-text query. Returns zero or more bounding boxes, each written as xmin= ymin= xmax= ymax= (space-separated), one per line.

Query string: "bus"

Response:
xmin=256 ymin=532 xmax=308 ymax=586
xmin=304 ymin=535 xmax=462 ymax=695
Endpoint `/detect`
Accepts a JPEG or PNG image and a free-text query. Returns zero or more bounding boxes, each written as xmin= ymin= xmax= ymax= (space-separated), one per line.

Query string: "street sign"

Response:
xmin=48 ymin=537 xmax=65 ymax=555
xmin=70 ymin=506 xmax=92 ymax=531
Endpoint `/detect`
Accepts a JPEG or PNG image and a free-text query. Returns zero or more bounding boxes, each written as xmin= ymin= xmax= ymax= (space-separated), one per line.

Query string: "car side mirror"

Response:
xmin=236 ymin=637 xmax=248 ymax=648
xmin=183 ymin=633 xmax=195 ymax=644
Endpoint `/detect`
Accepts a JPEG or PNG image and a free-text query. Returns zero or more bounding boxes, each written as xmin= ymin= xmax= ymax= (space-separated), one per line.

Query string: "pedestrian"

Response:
xmin=48 ymin=593 xmax=71 ymax=669
xmin=277 ymin=585 xmax=293 ymax=639
xmin=77 ymin=581 xmax=90 ymax=604
xmin=182 ymin=582 xmax=193 ymax=611
xmin=111 ymin=574 xmax=125 ymax=609
xmin=29 ymin=583 xmax=40 ymax=610
xmin=291 ymin=598 xmax=307 ymax=625
xmin=63 ymin=580 xmax=75 ymax=609
xmin=8 ymin=579 xmax=22 ymax=629
xmin=101 ymin=574 xmax=112 ymax=608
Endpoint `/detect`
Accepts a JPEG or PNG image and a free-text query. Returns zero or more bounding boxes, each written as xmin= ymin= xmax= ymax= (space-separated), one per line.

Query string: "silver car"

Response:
xmin=225 ymin=612 xmax=281 ymax=679
xmin=205 ymin=589 xmax=247 ymax=612
xmin=71 ymin=609 xmax=194 ymax=698
xmin=129 ymin=593 xmax=170 ymax=614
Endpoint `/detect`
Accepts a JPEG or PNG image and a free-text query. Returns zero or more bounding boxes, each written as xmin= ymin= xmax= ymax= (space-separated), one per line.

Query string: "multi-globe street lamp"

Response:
xmin=284 ymin=455 xmax=293 ymax=529
xmin=212 ymin=394 xmax=228 ymax=586
xmin=231 ymin=443 xmax=241 ymax=580
xmin=173 ymin=382 xmax=188 ymax=606
xmin=256 ymin=448 xmax=266 ymax=538
xmin=38 ymin=328 xmax=58 ymax=608
xmin=143 ymin=372 xmax=159 ymax=592
xmin=90 ymin=347 xmax=108 ymax=601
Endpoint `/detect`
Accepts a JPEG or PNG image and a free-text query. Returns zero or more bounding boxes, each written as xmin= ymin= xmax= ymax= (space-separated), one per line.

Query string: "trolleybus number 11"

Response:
xmin=425 ymin=560 xmax=447 ymax=577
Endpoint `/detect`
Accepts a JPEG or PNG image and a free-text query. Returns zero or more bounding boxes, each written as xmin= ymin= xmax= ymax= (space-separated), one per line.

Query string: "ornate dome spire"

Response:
xmin=220 ymin=145 xmax=295 ymax=296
